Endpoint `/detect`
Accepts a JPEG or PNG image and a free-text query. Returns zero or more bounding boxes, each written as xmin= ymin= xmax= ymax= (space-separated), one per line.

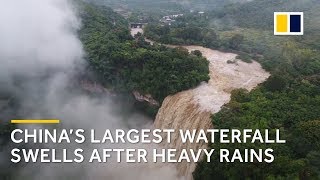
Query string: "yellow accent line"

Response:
xmin=11 ymin=119 xmax=60 ymax=124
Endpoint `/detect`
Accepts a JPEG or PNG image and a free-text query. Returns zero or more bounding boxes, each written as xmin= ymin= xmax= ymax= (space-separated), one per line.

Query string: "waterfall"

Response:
xmin=154 ymin=46 xmax=270 ymax=179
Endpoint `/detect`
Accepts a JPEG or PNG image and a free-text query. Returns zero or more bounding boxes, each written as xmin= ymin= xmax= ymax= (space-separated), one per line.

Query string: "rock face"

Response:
xmin=154 ymin=46 xmax=270 ymax=180
xmin=133 ymin=91 xmax=159 ymax=106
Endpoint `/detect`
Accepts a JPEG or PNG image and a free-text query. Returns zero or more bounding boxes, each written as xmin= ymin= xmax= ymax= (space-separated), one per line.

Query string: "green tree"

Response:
xmin=229 ymin=34 xmax=244 ymax=50
xmin=192 ymin=50 xmax=202 ymax=57
xmin=264 ymin=75 xmax=287 ymax=92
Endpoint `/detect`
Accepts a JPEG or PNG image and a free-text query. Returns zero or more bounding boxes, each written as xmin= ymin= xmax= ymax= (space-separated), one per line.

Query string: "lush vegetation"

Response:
xmin=144 ymin=24 xmax=220 ymax=48
xmin=191 ymin=0 xmax=320 ymax=179
xmin=85 ymin=0 xmax=249 ymax=12
xmin=79 ymin=3 xmax=209 ymax=103
xmin=194 ymin=81 xmax=320 ymax=179
xmin=143 ymin=13 xmax=253 ymax=62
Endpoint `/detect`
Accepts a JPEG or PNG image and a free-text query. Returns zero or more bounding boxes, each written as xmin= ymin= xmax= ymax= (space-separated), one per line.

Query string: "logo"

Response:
xmin=274 ymin=12 xmax=304 ymax=35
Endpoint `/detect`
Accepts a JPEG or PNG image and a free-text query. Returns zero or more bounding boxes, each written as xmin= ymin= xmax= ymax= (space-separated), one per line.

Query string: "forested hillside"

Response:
xmin=192 ymin=0 xmax=320 ymax=179
xmin=213 ymin=0 xmax=319 ymax=30
xmin=84 ymin=0 xmax=250 ymax=11
xmin=79 ymin=3 xmax=209 ymax=103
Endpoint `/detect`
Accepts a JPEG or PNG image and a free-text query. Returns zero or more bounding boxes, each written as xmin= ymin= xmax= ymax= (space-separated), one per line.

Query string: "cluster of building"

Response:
xmin=129 ymin=11 xmax=206 ymax=28
xmin=160 ymin=14 xmax=184 ymax=25
xmin=160 ymin=11 xmax=205 ymax=25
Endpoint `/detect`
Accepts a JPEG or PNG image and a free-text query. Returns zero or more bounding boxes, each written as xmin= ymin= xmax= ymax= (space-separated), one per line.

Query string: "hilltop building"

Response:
xmin=130 ymin=23 xmax=147 ymax=29
xmin=160 ymin=14 xmax=184 ymax=25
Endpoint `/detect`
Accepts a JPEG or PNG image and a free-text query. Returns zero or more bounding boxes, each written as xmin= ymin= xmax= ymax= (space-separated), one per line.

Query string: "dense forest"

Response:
xmin=144 ymin=20 xmax=219 ymax=48
xmin=143 ymin=14 xmax=256 ymax=62
xmin=84 ymin=0 xmax=250 ymax=11
xmin=191 ymin=0 xmax=320 ymax=179
xmin=144 ymin=0 xmax=320 ymax=59
xmin=79 ymin=3 xmax=209 ymax=103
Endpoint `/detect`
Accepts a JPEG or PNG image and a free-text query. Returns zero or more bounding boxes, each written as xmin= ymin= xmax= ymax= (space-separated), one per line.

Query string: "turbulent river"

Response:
xmin=131 ymin=28 xmax=270 ymax=179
